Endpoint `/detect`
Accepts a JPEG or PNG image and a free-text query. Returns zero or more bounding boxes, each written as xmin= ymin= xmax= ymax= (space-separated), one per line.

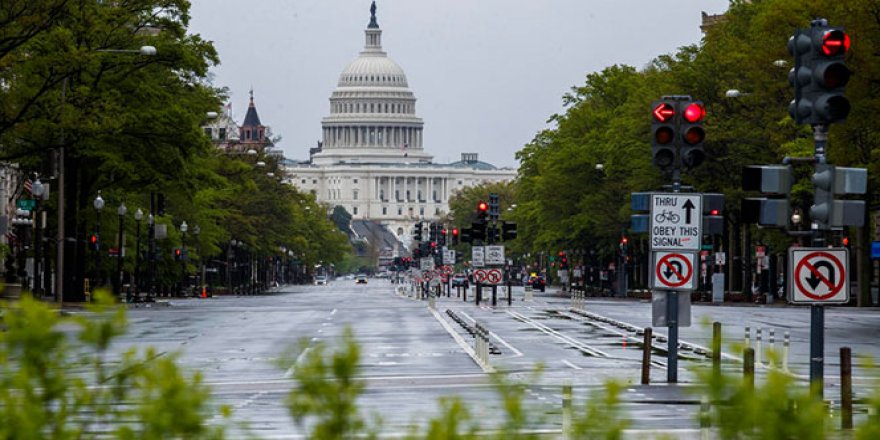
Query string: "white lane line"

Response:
xmin=562 ymin=360 xmax=582 ymax=370
xmin=458 ymin=310 xmax=523 ymax=357
xmin=507 ymin=310 xmax=610 ymax=358
xmin=429 ymin=308 xmax=495 ymax=373
xmin=330 ymin=308 xmax=337 ymax=316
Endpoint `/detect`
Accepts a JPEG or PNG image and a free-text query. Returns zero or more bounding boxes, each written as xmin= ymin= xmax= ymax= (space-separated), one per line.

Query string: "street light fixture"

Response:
xmin=115 ymin=203 xmax=127 ymax=299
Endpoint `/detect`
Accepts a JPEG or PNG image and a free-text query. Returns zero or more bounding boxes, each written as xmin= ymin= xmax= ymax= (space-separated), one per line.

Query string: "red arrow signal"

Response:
xmin=653 ymin=102 xmax=675 ymax=122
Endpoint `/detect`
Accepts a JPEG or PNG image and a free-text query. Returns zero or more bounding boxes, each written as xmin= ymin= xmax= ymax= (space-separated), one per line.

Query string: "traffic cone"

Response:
xmin=201 ymin=287 xmax=207 ymax=298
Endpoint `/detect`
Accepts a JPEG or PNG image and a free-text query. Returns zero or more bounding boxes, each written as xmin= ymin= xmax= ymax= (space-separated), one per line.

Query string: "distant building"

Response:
xmin=202 ymin=90 xmax=273 ymax=155
xmin=284 ymin=2 xmax=516 ymax=239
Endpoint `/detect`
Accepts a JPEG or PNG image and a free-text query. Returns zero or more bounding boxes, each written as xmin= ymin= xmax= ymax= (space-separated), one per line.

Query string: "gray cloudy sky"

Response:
xmin=189 ymin=0 xmax=729 ymax=168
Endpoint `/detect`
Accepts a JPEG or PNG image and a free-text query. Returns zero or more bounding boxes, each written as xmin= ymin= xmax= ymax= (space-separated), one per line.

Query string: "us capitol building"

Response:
xmin=284 ymin=2 xmax=516 ymax=238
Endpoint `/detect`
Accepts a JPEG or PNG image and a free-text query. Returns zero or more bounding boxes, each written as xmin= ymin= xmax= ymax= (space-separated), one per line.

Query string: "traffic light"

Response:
xmin=788 ymin=20 xmax=851 ymax=125
xmin=471 ymin=221 xmax=487 ymax=243
xmin=89 ymin=233 xmax=99 ymax=251
xmin=439 ymin=228 xmax=447 ymax=246
xmin=429 ymin=223 xmax=438 ymax=241
xmin=459 ymin=227 xmax=472 ymax=244
xmin=156 ymin=193 xmax=166 ymax=216
xmin=488 ymin=193 xmax=500 ymax=221
xmin=501 ymin=221 xmax=517 ymax=241
xmin=680 ymin=101 xmax=706 ymax=169
xmin=810 ymin=164 xmax=867 ymax=229
xmin=486 ymin=227 xmax=498 ymax=245
xmin=477 ymin=200 xmax=489 ymax=220
xmin=174 ymin=248 xmax=182 ymax=260
xmin=413 ymin=222 xmax=423 ymax=241
xmin=702 ymin=193 xmax=725 ymax=235
xmin=451 ymin=228 xmax=460 ymax=245
xmin=651 ymin=100 xmax=676 ymax=170
xmin=741 ymin=166 xmax=793 ymax=227
xmin=559 ymin=251 xmax=568 ymax=269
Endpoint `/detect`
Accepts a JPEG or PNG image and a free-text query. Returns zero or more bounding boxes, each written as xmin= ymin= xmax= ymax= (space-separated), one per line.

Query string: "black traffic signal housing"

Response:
xmin=413 ymin=247 xmax=422 ymax=259
xmin=429 ymin=222 xmax=438 ymax=242
xmin=741 ymin=166 xmax=792 ymax=227
xmin=476 ymin=200 xmax=489 ymax=220
xmin=702 ymin=193 xmax=725 ymax=236
xmin=156 ymin=193 xmax=166 ymax=216
xmin=501 ymin=221 xmax=517 ymax=241
xmin=451 ymin=227 xmax=460 ymax=245
xmin=651 ymin=100 xmax=676 ymax=170
xmin=413 ymin=222 xmax=423 ymax=241
xmin=459 ymin=227 xmax=472 ymax=244
xmin=486 ymin=226 xmax=499 ymax=245
xmin=471 ymin=221 xmax=487 ymax=244
xmin=174 ymin=248 xmax=182 ymax=260
xmin=788 ymin=20 xmax=851 ymax=125
xmin=89 ymin=233 xmax=99 ymax=251
xmin=439 ymin=228 xmax=447 ymax=246
xmin=558 ymin=251 xmax=569 ymax=270
xmin=680 ymin=101 xmax=706 ymax=169
xmin=488 ymin=193 xmax=500 ymax=221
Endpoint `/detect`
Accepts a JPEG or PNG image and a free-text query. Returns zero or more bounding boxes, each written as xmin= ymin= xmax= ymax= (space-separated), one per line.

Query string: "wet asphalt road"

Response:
xmin=100 ymin=279 xmax=880 ymax=438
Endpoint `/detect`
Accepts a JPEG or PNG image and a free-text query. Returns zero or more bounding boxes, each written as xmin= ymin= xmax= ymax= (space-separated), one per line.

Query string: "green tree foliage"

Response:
xmin=0 ymin=292 xmax=229 ymax=439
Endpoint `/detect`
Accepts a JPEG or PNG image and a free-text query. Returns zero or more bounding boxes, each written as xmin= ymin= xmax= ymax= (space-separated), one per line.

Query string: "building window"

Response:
xmin=379 ymin=190 xmax=385 ymax=201
xmin=433 ymin=190 xmax=438 ymax=201
xmin=417 ymin=190 xmax=422 ymax=201
xmin=382 ymin=207 xmax=387 ymax=215
xmin=313 ymin=179 xmax=317 ymax=184
xmin=353 ymin=190 xmax=358 ymax=200
xmin=353 ymin=207 xmax=358 ymax=215
xmin=301 ymin=179 xmax=306 ymax=184
xmin=203 ymin=128 xmax=212 ymax=137
xmin=419 ymin=207 xmax=425 ymax=215
xmin=310 ymin=190 xmax=316 ymax=195
xmin=353 ymin=178 xmax=358 ymax=184
xmin=395 ymin=190 xmax=400 ymax=201
xmin=406 ymin=190 xmax=411 ymax=201
xmin=458 ymin=180 xmax=463 ymax=185
xmin=435 ymin=208 xmax=441 ymax=215
xmin=398 ymin=207 xmax=402 ymax=215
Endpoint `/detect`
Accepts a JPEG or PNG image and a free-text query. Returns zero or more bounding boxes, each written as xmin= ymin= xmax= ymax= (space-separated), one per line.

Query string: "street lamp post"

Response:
xmin=147 ymin=213 xmax=155 ymax=299
xmin=133 ymin=208 xmax=143 ymax=301
xmin=180 ymin=221 xmax=188 ymax=296
xmin=93 ymin=192 xmax=105 ymax=292
xmin=193 ymin=225 xmax=202 ymax=297
xmin=31 ymin=178 xmax=44 ymax=296
xmin=115 ymin=203 xmax=127 ymax=299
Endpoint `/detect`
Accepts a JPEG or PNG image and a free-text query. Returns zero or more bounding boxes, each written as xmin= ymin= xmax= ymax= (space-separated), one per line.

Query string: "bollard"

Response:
xmin=756 ymin=328 xmax=763 ymax=366
xmin=507 ymin=281 xmax=512 ymax=306
xmin=492 ymin=285 xmax=497 ymax=307
xmin=562 ymin=384 xmax=572 ymax=439
xmin=841 ymin=347 xmax=852 ymax=430
xmin=769 ymin=329 xmax=776 ymax=368
xmin=641 ymin=327 xmax=653 ymax=385
xmin=712 ymin=322 xmax=721 ymax=379
xmin=783 ymin=331 xmax=790 ymax=372
xmin=744 ymin=326 xmax=751 ymax=350
xmin=476 ymin=283 xmax=482 ymax=306
xmin=744 ymin=347 xmax=755 ymax=390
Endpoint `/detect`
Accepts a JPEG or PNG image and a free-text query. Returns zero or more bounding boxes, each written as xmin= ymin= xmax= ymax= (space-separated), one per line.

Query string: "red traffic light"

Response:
xmin=710 ymin=209 xmax=720 ymax=216
xmin=683 ymin=103 xmax=705 ymax=123
xmin=430 ymin=241 xmax=437 ymax=248
xmin=654 ymin=126 xmax=674 ymax=145
xmin=621 ymin=237 xmax=629 ymax=244
xmin=452 ymin=228 xmax=459 ymax=236
xmin=652 ymin=102 xmax=675 ymax=122
xmin=441 ymin=229 xmax=447 ymax=236
xmin=683 ymin=126 xmax=706 ymax=145
xmin=821 ymin=29 xmax=850 ymax=56
xmin=175 ymin=248 xmax=182 ymax=256
xmin=89 ymin=235 xmax=98 ymax=244
xmin=477 ymin=201 xmax=488 ymax=212
xmin=842 ymin=237 xmax=849 ymax=246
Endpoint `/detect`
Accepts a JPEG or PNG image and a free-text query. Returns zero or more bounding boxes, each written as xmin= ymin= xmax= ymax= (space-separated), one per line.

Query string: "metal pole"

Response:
xmin=641 ymin=327 xmax=652 ymax=385
xmin=95 ymin=216 xmax=101 ymax=291
xmin=116 ymin=213 xmax=124 ymax=299
xmin=667 ymin=290 xmax=678 ymax=383
xmin=810 ymin=304 xmax=825 ymax=399
xmin=34 ymin=200 xmax=42 ymax=296
xmin=134 ymin=219 xmax=141 ymax=300
xmin=712 ymin=321 xmax=721 ymax=379
xmin=55 ymin=78 xmax=67 ymax=303
xmin=841 ymin=347 xmax=853 ymax=430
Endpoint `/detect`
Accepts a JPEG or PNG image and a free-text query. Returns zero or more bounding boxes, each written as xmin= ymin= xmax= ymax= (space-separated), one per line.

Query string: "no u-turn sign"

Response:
xmin=651 ymin=251 xmax=697 ymax=291
xmin=789 ymin=247 xmax=849 ymax=304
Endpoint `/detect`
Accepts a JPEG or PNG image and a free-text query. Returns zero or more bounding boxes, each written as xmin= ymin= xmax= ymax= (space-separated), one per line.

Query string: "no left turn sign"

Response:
xmin=652 ymin=251 xmax=697 ymax=291
xmin=789 ymin=248 xmax=849 ymax=304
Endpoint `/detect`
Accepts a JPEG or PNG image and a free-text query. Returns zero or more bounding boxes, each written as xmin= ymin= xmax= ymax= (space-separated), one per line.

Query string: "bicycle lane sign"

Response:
xmin=650 ymin=193 xmax=702 ymax=251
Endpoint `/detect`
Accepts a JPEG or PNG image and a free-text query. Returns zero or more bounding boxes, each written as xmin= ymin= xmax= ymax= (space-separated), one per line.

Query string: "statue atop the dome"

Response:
xmin=368 ymin=1 xmax=379 ymax=28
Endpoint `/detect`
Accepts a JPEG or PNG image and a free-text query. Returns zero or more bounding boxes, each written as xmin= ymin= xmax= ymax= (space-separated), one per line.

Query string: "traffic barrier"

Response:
xmin=768 ymin=328 xmax=776 ymax=368
xmin=641 ymin=327 xmax=652 ymax=385
xmin=783 ymin=331 xmax=790 ymax=372
xmin=562 ymin=384 xmax=572 ymax=439
xmin=744 ymin=326 xmax=750 ymax=350
xmin=841 ymin=347 xmax=853 ymax=430
xmin=755 ymin=328 xmax=763 ymax=366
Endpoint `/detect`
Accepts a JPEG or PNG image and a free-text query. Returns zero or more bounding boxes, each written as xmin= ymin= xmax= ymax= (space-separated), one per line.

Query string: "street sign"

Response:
xmin=420 ymin=257 xmax=435 ymax=271
xmin=485 ymin=245 xmax=505 ymax=265
xmin=651 ymin=251 xmax=697 ymax=291
xmin=483 ymin=268 xmax=503 ymax=285
xmin=650 ymin=193 xmax=702 ymax=251
xmin=652 ymin=291 xmax=692 ymax=327
xmin=443 ymin=249 xmax=455 ymax=265
xmin=872 ymin=241 xmax=880 ymax=260
xmin=789 ymin=247 xmax=849 ymax=304
xmin=16 ymin=199 xmax=35 ymax=211
xmin=715 ymin=252 xmax=726 ymax=266
xmin=472 ymin=246 xmax=485 ymax=267
xmin=473 ymin=269 xmax=487 ymax=283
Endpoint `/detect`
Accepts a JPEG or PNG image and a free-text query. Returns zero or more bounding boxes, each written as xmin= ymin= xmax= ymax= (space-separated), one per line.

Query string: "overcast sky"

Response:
xmin=189 ymin=0 xmax=730 ymax=168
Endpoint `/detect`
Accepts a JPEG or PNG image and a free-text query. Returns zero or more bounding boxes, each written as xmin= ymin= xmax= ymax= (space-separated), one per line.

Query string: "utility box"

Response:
xmin=712 ymin=273 xmax=725 ymax=304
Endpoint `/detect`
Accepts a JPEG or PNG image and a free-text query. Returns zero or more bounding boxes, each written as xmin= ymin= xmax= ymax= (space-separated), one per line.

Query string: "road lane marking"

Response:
xmin=429 ymin=308 xmax=495 ymax=373
xmin=457 ymin=310 xmax=523 ymax=357
xmin=562 ymin=360 xmax=582 ymax=370
xmin=283 ymin=346 xmax=312 ymax=379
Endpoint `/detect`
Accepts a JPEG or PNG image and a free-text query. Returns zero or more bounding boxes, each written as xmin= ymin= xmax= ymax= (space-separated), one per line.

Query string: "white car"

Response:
xmin=314 ymin=275 xmax=328 ymax=285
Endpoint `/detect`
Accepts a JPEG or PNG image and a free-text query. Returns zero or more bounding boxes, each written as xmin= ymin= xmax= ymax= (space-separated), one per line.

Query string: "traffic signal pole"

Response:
xmin=810 ymin=123 xmax=828 ymax=399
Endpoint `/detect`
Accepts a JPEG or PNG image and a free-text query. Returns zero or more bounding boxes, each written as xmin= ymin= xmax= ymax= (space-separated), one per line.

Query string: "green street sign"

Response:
xmin=701 ymin=244 xmax=713 ymax=250
xmin=16 ymin=199 xmax=35 ymax=210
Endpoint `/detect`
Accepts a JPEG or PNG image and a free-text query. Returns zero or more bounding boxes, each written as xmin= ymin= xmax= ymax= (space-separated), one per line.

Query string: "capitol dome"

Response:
xmin=312 ymin=1 xmax=431 ymax=166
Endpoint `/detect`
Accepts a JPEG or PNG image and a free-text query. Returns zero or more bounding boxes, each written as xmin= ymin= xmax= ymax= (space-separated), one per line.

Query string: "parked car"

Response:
xmin=314 ymin=275 xmax=328 ymax=285
xmin=527 ymin=275 xmax=546 ymax=292
xmin=450 ymin=273 xmax=469 ymax=289
xmin=355 ymin=274 xmax=368 ymax=284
